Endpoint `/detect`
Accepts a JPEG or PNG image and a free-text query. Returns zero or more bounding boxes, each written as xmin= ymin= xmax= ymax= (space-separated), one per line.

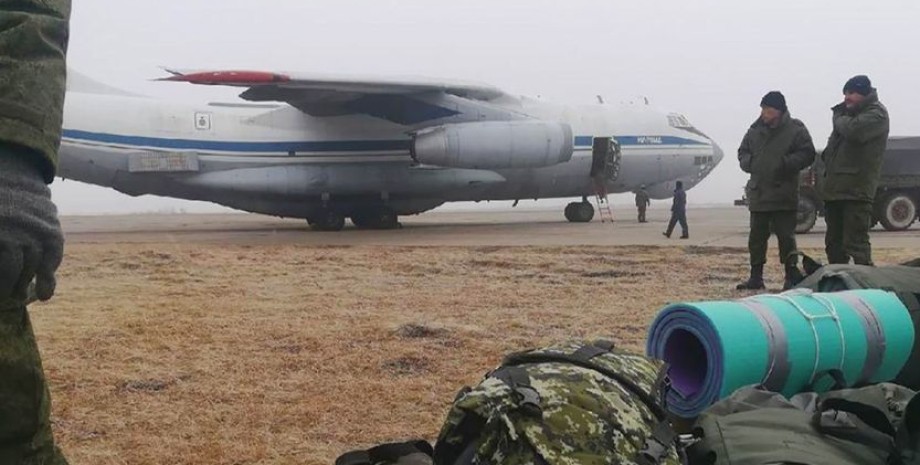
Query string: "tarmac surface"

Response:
xmin=60 ymin=206 xmax=920 ymax=248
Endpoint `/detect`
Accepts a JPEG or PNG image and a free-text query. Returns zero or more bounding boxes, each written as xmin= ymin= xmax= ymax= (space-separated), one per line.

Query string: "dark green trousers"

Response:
xmin=824 ymin=200 xmax=874 ymax=266
xmin=749 ymin=210 xmax=798 ymax=266
xmin=0 ymin=306 xmax=67 ymax=465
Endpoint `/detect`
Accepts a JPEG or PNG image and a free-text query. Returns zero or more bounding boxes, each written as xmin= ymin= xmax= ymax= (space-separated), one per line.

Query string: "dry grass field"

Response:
xmin=30 ymin=244 xmax=915 ymax=464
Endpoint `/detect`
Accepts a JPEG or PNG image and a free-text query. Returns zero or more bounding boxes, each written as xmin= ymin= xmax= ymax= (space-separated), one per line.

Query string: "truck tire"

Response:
xmin=877 ymin=192 xmax=917 ymax=231
xmin=796 ymin=196 xmax=818 ymax=234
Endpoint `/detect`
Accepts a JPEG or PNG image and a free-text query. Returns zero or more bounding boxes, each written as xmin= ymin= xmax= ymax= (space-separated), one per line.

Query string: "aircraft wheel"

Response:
xmin=351 ymin=207 xmax=399 ymax=230
xmin=565 ymin=202 xmax=594 ymax=223
xmin=310 ymin=210 xmax=346 ymax=232
xmin=350 ymin=212 xmax=372 ymax=229
xmin=564 ymin=203 xmax=578 ymax=222
xmin=372 ymin=207 xmax=400 ymax=230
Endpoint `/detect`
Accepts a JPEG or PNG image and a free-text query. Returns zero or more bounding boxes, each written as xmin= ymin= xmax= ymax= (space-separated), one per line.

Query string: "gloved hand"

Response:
xmin=0 ymin=145 xmax=63 ymax=306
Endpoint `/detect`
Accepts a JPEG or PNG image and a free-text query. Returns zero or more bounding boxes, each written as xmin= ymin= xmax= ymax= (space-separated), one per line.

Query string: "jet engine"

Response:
xmin=412 ymin=121 xmax=573 ymax=170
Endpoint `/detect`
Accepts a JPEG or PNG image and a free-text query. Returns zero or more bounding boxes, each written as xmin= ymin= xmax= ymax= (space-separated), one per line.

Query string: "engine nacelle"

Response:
xmin=412 ymin=121 xmax=573 ymax=170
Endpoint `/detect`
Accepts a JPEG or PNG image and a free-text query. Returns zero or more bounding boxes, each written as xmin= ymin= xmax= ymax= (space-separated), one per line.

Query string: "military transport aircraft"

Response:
xmin=59 ymin=70 xmax=724 ymax=231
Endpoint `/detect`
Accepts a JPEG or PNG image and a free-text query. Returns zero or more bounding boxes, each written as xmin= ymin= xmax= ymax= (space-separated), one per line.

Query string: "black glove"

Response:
xmin=0 ymin=146 xmax=63 ymax=306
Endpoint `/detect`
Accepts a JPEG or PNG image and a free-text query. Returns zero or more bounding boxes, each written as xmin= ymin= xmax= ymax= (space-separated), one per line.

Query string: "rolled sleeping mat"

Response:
xmin=646 ymin=289 xmax=915 ymax=418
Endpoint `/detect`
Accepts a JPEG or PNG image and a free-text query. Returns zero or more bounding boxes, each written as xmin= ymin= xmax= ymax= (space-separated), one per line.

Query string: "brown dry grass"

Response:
xmin=30 ymin=244 xmax=915 ymax=465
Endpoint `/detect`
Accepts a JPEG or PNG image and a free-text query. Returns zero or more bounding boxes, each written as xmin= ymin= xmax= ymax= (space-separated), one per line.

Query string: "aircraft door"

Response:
xmin=590 ymin=137 xmax=622 ymax=183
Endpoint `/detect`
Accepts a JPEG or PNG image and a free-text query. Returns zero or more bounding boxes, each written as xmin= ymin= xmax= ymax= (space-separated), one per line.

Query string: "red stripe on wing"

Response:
xmin=161 ymin=70 xmax=291 ymax=85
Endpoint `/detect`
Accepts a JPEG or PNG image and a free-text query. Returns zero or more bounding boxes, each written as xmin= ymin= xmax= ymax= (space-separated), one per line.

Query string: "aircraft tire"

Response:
xmin=350 ymin=213 xmax=372 ymax=229
xmin=372 ymin=207 xmax=400 ymax=230
xmin=564 ymin=202 xmax=579 ymax=222
xmin=564 ymin=202 xmax=594 ymax=223
xmin=351 ymin=207 xmax=399 ymax=230
xmin=310 ymin=210 xmax=346 ymax=232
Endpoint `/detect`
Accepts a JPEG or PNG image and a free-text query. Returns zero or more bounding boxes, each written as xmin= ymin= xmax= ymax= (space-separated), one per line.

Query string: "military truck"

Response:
xmin=735 ymin=136 xmax=920 ymax=234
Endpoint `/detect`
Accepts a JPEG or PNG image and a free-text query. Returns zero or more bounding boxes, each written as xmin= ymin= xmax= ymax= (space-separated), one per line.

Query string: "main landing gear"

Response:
xmin=350 ymin=206 xmax=400 ymax=230
xmin=307 ymin=206 xmax=401 ymax=232
xmin=307 ymin=209 xmax=346 ymax=232
xmin=564 ymin=197 xmax=595 ymax=223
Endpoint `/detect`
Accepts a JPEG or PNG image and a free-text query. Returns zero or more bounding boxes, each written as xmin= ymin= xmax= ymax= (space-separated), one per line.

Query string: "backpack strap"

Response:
xmin=812 ymin=397 xmax=902 ymax=464
xmin=803 ymin=369 xmax=849 ymax=392
xmin=636 ymin=419 xmax=680 ymax=465
xmin=571 ymin=339 xmax=615 ymax=362
xmin=491 ymin=365 xmax=542 ymax=417
xmin=503 ymin=340 xmax=669 ymax=421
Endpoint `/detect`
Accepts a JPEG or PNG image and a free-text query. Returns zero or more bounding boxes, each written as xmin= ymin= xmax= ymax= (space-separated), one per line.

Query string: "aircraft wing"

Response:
xmin=158 ymin=69 xmax=508 ymax=120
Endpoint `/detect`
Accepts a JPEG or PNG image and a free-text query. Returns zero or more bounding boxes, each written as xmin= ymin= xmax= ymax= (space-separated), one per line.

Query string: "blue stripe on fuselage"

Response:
xmin=62 ymin=129 xmax=413 ymax=152
xmin=62 ymin=129 xmax=709 ymax=153
xmin=574 ymin=135 xmax=709 ymax=148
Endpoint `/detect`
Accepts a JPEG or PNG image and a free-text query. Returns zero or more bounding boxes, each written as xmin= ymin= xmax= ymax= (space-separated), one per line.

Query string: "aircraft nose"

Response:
xmin=711 ymin=142 xmax=725 ymax=165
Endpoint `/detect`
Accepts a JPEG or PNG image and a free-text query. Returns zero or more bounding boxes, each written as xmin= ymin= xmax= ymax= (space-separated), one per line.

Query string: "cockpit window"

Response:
xmin=668 ymin=113 xmax=711 ymax=140
xmin=668 ymin=113 xmax=692 ymax=129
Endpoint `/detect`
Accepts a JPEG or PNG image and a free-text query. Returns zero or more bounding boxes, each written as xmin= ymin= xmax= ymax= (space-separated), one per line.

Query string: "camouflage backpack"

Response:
xmin=685 ymin=383 xmax=920 ymax=465
xmin=432 ymin=340 xmax=683 ymax=465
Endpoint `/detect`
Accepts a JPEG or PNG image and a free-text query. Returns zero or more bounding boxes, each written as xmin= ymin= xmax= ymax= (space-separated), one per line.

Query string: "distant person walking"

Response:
xmin=662 ymin=181 xmax=688 ymax=239
xmin=635 ymin=185 xmax=651 ymax=223
xmin=736 ymin=91 xmax=816 ymax=291
xmin=822 ymin=75 xmax=890 ymax=266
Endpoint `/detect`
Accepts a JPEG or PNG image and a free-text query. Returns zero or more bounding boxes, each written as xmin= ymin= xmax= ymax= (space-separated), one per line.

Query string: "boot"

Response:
xmin=736 ymin=264 xmax=765 ymax=290
xmin=783 ymin=265 xmax=805 ymax=291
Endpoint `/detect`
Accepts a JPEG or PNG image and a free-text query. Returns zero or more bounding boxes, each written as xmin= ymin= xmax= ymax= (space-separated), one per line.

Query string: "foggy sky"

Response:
xmin=53 ymin=0 xmax=920 ymax=214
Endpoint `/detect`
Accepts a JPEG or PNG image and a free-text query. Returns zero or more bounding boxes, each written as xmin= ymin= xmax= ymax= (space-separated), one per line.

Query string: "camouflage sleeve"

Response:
xmin=833 ymin=104 xmax=890 ymax=145
xmin=738 ymin=128 xmax=754 ymax=173
xmin=784 ymin=123 xmax=816 ymax=173
xmin=0 ymin=1 xmax=71 ymax=183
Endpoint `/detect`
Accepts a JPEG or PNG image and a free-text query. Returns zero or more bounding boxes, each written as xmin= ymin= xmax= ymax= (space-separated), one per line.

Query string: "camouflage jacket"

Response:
xmin=0 ymin=1 xmax=71 ymax=183
xmin=821 ymin=91 xmax=890 ymax=202
xmin=635 ymin=190 xmax=651 ymax=207
xmin=738 ymin=112 xmax=816 ymax=212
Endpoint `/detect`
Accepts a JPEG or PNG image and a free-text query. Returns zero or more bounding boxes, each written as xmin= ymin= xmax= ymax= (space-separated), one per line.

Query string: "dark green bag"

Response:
xmin=796 ymin=257 xmax=920 ymax=389
xmin=686 ymin=383 xmax=920 ymax=465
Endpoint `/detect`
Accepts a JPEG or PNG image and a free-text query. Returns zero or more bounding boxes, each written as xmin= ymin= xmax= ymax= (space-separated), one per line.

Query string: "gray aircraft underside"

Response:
xmin=58 ymin=70 xmax=724 ymax=230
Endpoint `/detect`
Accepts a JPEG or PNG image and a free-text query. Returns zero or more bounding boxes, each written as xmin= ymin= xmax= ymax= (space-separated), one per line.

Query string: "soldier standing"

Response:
xmin=0 ymin=1 xmax=72 ymax=463
xmin=821 ymin=75 xmax=890 ymax=266
xmin=635 ymin=185 xmax=651 ymax=223
xmin=736 ymin=91 xmax=816 ymax=291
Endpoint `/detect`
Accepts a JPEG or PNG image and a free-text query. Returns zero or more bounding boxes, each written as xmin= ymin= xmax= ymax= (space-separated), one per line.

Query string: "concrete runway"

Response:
xmin=60 ymin=206 xmax=920 ymax=248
